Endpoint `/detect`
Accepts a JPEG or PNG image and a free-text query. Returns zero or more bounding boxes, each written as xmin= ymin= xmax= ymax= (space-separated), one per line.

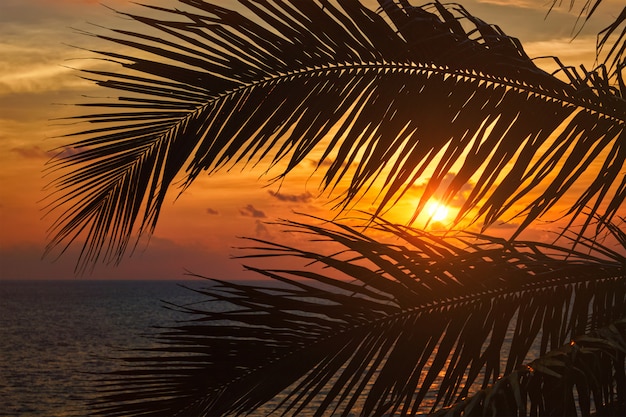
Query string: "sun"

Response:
xmin=426 ymin=201 xmax=450 ymax=223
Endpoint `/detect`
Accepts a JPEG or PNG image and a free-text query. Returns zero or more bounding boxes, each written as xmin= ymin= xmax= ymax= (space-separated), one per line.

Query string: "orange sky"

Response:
xmin=0 ymin=0 xmax=622 ymax=279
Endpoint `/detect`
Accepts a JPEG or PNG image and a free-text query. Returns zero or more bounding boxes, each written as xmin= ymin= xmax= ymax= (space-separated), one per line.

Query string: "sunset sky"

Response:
xmin=0 ymin=0 xmax=622 ymax=280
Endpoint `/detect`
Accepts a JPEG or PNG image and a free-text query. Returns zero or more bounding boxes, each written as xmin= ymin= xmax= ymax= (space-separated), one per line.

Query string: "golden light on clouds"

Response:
xmin=0 ymin=0 xmax=622 ymax=278
xmin=0 ymin=63 xmax=76 ymax=94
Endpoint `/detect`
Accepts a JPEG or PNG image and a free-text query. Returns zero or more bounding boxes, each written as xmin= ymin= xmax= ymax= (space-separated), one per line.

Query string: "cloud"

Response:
xmin=0 ymin=62 xmax=77 ymax=95
xmin=10 ymin=146 xmax=49 ymax=159
xmin=475 ymin=0 xmax=539 ymax=8
xmin=255 ymin=220 xmax=273 ymax=238
xmin=410 ymin=173 xmax=475 ymax=207
xmin=206 ymin=208 xmax=219 ymax=215
xmin=523 ymin=38 xmax=598 ymax=70
xmin=490 ymin=221 xmax=522 ymax=230
xmin=307 ymin=158 xmax=359 ymax=170
xmin=309 ymin=158 xmax=333 ymax=168
xmin=52 ymin=146 xmax=91 ymax=159
xmin=268 ymin=190 xmax=313 ymax=203
xmin=239 ymin=204 xmax=266 ymax=218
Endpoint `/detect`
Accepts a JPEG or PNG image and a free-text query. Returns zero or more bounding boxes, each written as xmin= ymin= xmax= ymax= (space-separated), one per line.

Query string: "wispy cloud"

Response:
xmin=268 ymin=190 xmax=313 ymax=203
xmin=240 ymin=204 xmax=266 ymax=218
xmin=474 ymin=0 xmax=539 ymax=9
xmin=0 ymin=60 xmax=77 ymax=95
xmin=44 ymin=146 xmax=91 ymax=159
xmin=491 ymin=221 xmax=521 ymax=229
xmin=10 ymin=146 xmax=49 ymax=159
xmin=524 ymin=37 xmax=598 ymax=70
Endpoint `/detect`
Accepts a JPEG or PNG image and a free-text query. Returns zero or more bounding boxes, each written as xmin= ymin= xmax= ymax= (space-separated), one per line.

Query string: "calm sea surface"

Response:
xmin=0 ymin=280 xmax=205 ymax=417
xmin=1 ymin=280 xmax=537 ymax=416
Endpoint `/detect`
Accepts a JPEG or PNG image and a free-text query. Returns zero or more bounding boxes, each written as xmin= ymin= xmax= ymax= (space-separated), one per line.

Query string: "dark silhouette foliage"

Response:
xmin=44 ymin=0 xmax=626 ymax=415
xmin=91 ymin=217 xmax=626 ymax=416
xmin=45 ymin=0 xmax=625 ymax=271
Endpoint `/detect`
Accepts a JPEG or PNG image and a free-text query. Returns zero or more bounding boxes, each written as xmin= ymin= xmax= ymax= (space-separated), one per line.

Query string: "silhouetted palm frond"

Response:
xmin=596 ymin=8 xmax=626 ymax=78
xmin=46 ymin=0 xmax=626 ymax=271
xmin=432 ymin=318 xmax=626 ymax=417
xmin=91 ymin=216 xmax=626 ymax=416
xmin=548 ymin=0 xmax=625 ymax=77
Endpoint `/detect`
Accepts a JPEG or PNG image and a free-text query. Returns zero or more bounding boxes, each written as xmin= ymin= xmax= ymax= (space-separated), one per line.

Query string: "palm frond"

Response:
xmin=548 ymin=0 xmax=625 ymax=78
xmin=91 ymin=216 xmax=626 ymax=416
xmin=432 ymin=318 xmax=626 ymax=417
xmin=46 ymin=0 xmax=626 ymax=271
xmin=596 ymin=7 xmax=626 ymax=78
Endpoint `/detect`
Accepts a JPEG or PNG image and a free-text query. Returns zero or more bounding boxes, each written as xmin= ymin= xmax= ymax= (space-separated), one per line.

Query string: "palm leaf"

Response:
xmin=432 ymin=318 xmax=626 ymax=417
xmin=90 ymin=216 xmax=626 ymax=416
xmin=548 ymin=0 xmax=625 ymax=78
xmin=45 ymin=0 xmax=626 ymax=271
xmin=596 ymin=7 xmax=626 ymax=78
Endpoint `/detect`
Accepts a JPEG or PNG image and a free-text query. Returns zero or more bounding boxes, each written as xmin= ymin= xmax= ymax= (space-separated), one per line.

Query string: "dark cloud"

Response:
xmin=10 ymin=146 xmax=49 ymax=159
xmin=255 ymin=220 xmax=273 ymax=238
xmin=206 ymin=208 xmax=219 ymax=215
xmin=307 ymin=158 xmax=359 ymax=170
xmin=490 ymin=221 xmax=521 ymax=229
xmin=52 ymin=146 xmax=89 ymax=159
xmin=268 ymin=190 xmax=313 ymax=203
xmin=239 ymin=204 xmax=266 ymax=218
xmin=310 ymin=158 xmax=333 ymax=168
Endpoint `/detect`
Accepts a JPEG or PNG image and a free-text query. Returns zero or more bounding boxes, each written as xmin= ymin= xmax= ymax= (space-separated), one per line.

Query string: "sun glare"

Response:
xmin=426 ymin=201 xmax=450 ymax=223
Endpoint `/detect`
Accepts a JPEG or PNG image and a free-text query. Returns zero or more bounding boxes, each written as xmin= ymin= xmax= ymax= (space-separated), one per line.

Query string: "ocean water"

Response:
xmin=2 ymin=279 xmax=432 ymax=417
xmin=0 ymin=280 xmax=542 ymax=417
xmin=0 ymin=280 xmax=204 ymax=417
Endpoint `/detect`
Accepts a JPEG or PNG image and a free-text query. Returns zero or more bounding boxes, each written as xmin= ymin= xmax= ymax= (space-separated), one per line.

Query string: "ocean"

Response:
xmin=0 ymin=279 xmax=205 ymax=417
xmin=2 ymin=279 xmax=440 ymax=417
xmin=0 ymin=279 xmax=539 ymax=417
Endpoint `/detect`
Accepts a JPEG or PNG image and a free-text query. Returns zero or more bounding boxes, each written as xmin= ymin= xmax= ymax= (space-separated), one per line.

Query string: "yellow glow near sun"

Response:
xmin=426 ymin=201 xmax=450 ymax=223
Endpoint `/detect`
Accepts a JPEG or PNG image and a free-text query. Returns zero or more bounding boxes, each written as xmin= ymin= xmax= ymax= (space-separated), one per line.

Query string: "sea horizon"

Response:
xmin=0 ymin=279 xmax=209 ymax=416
